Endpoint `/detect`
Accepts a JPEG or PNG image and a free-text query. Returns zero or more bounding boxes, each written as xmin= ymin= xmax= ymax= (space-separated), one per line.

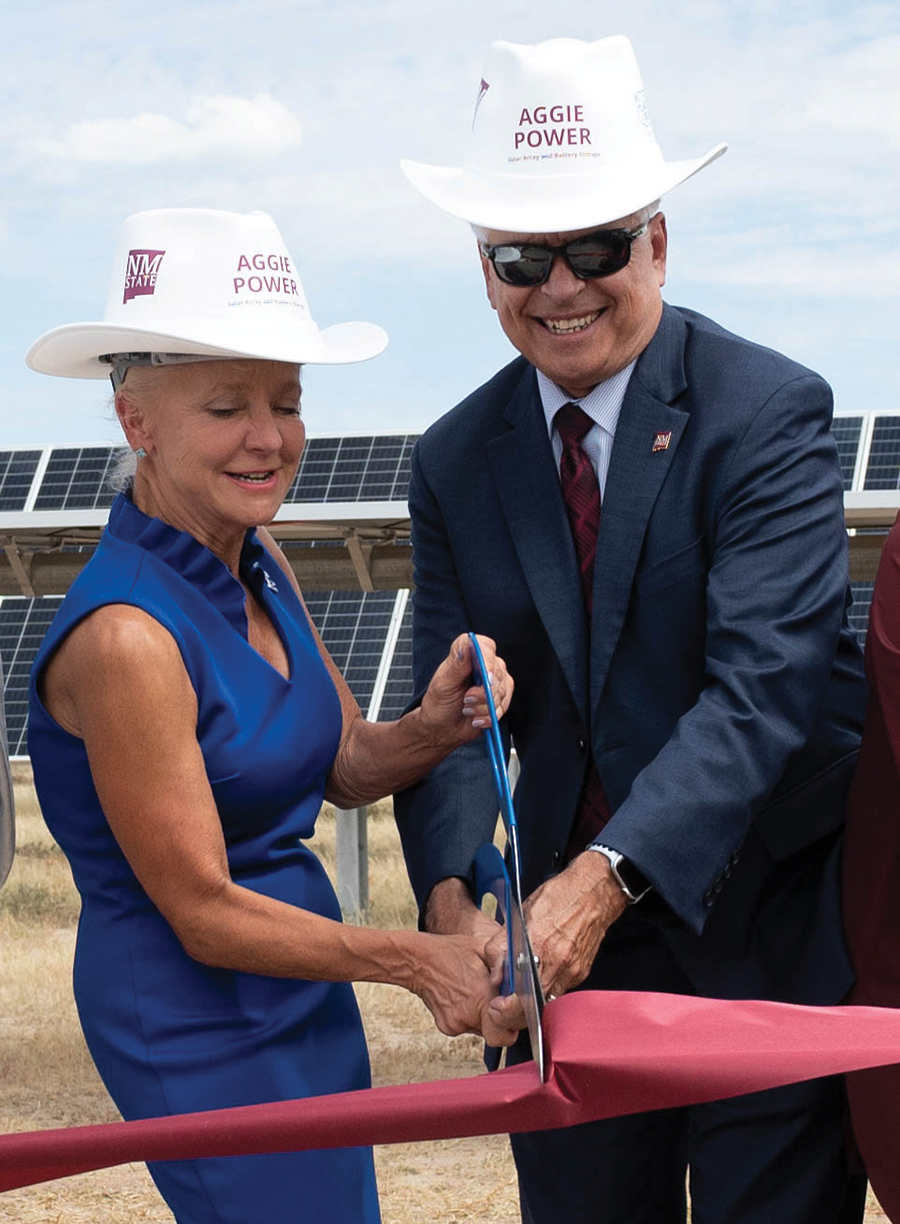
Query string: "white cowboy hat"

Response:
xmin=400 ymin=36 xmax=727 ymax=234
xmin=26 ymin=207 xmax=388 ymax=379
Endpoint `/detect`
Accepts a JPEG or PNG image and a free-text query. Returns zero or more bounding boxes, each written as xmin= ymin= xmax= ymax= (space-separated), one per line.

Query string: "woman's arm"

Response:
xmin=42 ymin=605 xmax=515 ymax=1045
xmin=257 ymin=528 xmax=513 ymax=808
xmin=325 ymin=633 xmax=511 ymax=807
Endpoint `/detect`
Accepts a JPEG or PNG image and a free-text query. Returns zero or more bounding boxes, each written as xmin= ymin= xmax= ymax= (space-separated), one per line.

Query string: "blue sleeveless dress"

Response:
xmin=28 ymin=493 xmax=380 ymax=1224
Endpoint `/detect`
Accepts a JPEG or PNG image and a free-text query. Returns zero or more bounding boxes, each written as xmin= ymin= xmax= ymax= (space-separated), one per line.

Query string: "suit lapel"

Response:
xmin=590 ymin=307 xmax=690 ymax=717
xmin=487 ymin=367 xmax=589 ymax=722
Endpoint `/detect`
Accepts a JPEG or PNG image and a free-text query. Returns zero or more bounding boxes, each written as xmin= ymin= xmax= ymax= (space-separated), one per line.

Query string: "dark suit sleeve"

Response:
xmin=603 ymin=373 xmax=850 ymax=933
xmin=393 ymin=445 xmax=501 ymax=911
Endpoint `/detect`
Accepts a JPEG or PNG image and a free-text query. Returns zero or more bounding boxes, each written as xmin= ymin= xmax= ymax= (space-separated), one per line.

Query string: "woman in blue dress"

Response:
xmin=26 ymin=208 xmax=516 ymax=1224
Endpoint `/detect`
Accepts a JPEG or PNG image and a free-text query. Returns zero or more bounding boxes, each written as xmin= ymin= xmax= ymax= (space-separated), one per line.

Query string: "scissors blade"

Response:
xmin=468 ymin=635 xmax=545 ymax=1078
xmin=472 ymin=844 xmax=546 ymax=1082
xmin=509 ymin=886 xmax=546 ymax=1082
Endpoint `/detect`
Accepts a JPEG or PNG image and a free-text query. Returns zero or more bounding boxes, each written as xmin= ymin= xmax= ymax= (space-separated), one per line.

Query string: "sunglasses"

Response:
xmin=480 ymin=220 xmax=650 ymax=288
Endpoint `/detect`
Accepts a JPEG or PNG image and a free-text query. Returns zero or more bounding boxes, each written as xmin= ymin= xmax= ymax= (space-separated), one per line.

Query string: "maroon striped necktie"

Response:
xmin=554 ymin=403 xmax=612 ymax=857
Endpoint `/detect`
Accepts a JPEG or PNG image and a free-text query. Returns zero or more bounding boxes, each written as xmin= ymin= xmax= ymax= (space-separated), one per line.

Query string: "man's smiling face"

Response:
xmin=479 ymin=210 xmax=668 ymax=398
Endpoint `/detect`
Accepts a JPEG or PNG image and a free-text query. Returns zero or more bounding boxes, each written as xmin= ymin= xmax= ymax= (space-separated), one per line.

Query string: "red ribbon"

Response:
xmin=3 ymin=990 xmax=899 ymax=1193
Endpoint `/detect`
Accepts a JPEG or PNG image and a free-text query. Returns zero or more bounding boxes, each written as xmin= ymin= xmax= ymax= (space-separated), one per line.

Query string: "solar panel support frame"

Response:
xmin=4 ymin=545 xmax=36 ymax=598
xmin=344 ymin=530 xmax=375 ymax=593
xmin=335 ymin=806 xmax=369 ymax=919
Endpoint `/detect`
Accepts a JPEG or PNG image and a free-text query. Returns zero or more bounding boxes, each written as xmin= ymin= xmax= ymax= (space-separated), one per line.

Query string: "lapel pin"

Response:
xmin=652 ymin=430 xmax=672 ymax=453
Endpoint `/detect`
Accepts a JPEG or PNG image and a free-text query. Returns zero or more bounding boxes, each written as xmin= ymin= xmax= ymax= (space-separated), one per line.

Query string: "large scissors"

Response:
xmin=468 ymin=632 xmax=545 ymax=1082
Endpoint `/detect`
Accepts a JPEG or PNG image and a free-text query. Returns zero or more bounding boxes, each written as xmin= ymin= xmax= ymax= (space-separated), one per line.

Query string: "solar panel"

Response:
xmin=0 ymin=450 xmax=42 ymax=511
xmin=12 ymin=422 xmax=887 ymax=514
xmin=0 ymin=574 xmax=882 ymax=755
xmin=285 ymin=435 xmax=416 ymax=504
xmin=831 ymin=417 xmax=862 ymax=491
xmin=0 ymin=418 xmax=887 ymax=759
xmin=25 ymin=436 xmax=417 ymax=511
xmin=304 ymin=590 xmax=399 ymax=716
xmin=0 ymin=588 xmax=415 ymax=757
xmin=33 ymin=447 xmax=120 ymax=511
xmin=864 ymin=417 xmax=900 ymax=491
xmin=0 ymin=596 xmax=64 ymax=755
xmin=326 ymin=437 xmax=378 ymax=502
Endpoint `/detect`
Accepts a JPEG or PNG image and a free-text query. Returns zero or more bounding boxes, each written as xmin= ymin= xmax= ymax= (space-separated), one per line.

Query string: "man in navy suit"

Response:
xmin=395 ymin=36 xmax=867 ymax=1224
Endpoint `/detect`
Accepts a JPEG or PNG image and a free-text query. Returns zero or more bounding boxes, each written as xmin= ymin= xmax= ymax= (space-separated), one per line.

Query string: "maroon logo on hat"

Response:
xmin=473 ymin=78 xmax=489 ymax=128
xmin=123 ymin=249 xmax=166 ymax=305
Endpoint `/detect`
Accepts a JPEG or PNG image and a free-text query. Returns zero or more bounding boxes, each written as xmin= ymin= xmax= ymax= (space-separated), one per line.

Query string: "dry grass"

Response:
xmin=0 ymin=765 xmax=888 ymax=1223
xmin=0 ymin=767 xmax=519 ymax=1223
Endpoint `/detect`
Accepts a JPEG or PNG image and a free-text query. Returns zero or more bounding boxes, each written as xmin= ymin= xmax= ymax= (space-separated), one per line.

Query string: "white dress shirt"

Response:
xmin=537 ymin=360 xmax=637 ymax=499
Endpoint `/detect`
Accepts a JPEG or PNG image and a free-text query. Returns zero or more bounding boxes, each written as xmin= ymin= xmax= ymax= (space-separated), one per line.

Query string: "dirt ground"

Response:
xmin=0 ymin=770 xmax=890 ymax=1222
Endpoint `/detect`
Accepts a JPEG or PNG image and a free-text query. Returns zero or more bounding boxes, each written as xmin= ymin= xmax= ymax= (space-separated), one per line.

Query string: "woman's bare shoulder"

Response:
xmin=43 ymin=603 xmax=191 ymax=736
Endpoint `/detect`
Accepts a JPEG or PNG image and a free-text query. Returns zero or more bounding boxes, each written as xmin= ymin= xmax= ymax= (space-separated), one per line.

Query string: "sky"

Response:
xmin=0 ymin=0 xmax=897 ymax=447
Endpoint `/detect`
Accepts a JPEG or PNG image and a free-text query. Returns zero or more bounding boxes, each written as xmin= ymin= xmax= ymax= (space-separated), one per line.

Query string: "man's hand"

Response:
xmin=424 ymin=875 xmax=501 ymax=939
xmin=422 ymin=876 xmax=517 ymax=1045
xmin=485 ymin=850 xmax=627 ymax=1031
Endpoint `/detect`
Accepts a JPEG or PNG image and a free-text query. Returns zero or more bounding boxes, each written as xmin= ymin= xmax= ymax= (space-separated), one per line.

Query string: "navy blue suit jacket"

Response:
xmin=395 ymin=304 xmax=867 ymax=1004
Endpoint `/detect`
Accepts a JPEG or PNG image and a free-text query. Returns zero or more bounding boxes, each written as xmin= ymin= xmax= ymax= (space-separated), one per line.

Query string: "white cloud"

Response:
xmin=3 ymin=0 xmax=899 ymax=441
xmin=792 ymin=35 xmax=900 ymax=147
xmin=33 ymin=94 xmax=302 ymax=164
xmin=684 ymin=242 xmax=900 ymax=297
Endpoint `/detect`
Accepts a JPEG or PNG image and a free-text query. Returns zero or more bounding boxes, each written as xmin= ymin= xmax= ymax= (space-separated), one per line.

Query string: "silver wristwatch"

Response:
xmin=587 ymin=844 xmax=651 ymax=904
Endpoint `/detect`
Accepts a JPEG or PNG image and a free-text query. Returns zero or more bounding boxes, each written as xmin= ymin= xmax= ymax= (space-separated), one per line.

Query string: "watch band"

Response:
xmin=587 ymin=844 xmax=652 ymax=904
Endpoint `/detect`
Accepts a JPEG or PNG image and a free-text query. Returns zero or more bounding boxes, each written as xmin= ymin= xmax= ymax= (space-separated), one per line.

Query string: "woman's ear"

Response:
xmin=115 ymin=388 xmax=153 ymax=458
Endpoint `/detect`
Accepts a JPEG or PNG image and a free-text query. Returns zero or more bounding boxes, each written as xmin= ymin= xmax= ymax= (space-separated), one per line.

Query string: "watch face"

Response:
xmin=617 ymin=857 xmax=650 ymax=901
xmin=589 ymin=845 xmax=651 ymax=902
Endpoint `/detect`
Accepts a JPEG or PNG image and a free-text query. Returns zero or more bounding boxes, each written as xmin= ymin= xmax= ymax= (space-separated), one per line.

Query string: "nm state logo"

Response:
xmin=473 ymin=78 xmax=489 ymax=128
xmin=123 ymin=249 xmax=166 ymax=305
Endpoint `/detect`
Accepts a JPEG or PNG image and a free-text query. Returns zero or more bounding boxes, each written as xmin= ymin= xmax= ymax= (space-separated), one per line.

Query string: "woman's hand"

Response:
xmin=411 ymin=932 xmax=520 ymax=1049
xmin=324 ymin=633 xmax=512 ymax=808
xmin=419 ymin=634 xmax=514 ymax=750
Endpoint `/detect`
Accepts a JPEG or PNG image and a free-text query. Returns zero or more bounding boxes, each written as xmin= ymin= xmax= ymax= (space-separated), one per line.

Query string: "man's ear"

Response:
xmin=650 ymin=212 xmax=668 ymax=290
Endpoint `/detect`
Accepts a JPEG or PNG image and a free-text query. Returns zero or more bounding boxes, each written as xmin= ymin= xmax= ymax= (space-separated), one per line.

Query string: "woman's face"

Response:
xmin=120 ymin=359 xmax=305 ymax=550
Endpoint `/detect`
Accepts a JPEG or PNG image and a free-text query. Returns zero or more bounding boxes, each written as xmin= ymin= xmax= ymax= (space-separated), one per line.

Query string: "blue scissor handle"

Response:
xmin=473 ymin=842 xmax=515 ymax=1073
xmin=472 ymin=842 xmax=514 ymax=997
xmin=467 ymin=633 xmax=515 ymax=830
xmin=468 ymin=632 xmax=524 ymax=902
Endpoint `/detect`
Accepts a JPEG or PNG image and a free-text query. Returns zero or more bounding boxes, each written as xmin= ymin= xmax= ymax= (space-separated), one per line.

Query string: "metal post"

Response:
xmin=334 ymin=590 xmax=410 ymax=918
xmin=336 ymin=805 xmax=369 ymax=918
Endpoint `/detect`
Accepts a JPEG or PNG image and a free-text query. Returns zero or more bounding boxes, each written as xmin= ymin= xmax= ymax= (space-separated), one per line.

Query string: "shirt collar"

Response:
xmin=106 ymin=491 xmax=266 ymax=640
xmin=537 ymin=359 xmax=637 ymax=439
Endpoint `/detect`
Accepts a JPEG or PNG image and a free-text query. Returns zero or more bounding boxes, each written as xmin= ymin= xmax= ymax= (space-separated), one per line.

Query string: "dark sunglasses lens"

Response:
xmin=491 ymin=244 xmax=552 ymax=286
xmin=567 ymin=230 xmax=632 ymax=278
